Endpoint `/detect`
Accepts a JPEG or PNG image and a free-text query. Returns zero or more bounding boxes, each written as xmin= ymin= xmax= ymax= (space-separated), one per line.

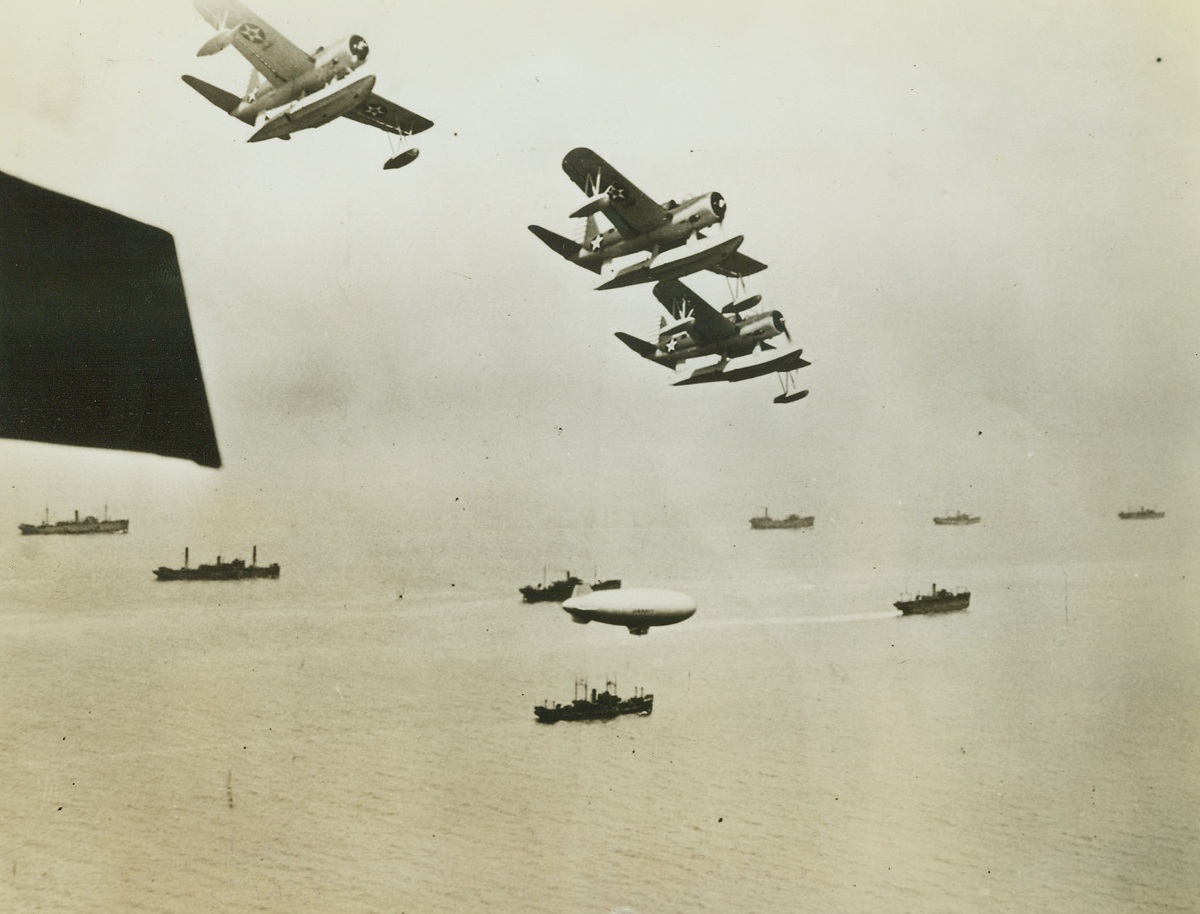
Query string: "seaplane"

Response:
xmin=529 ymin=148 xmax=767 ymax=290
xmin=182 ymin=0 xmax=433 ymax=170
xmin=562 ymin=585 xmax=697 ymax=636
xmin=615 ymin=278 xmax=810 ymax=404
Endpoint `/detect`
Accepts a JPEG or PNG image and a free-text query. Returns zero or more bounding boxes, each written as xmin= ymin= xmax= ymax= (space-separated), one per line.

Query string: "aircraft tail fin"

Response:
xmin=527 ymin=225 xmax=602 ymax=273
xmin=615 ymin=332 xmax=668 ymax=366
xmin=181 ymin=75 xmax=254 ymax=124
xmin=582 ymin=214 xmax=601 ymax=255
xmin=245 ymin=68 xmax=264 ymax=105
xmin=568 ymin=583 xmax=593 ymax=600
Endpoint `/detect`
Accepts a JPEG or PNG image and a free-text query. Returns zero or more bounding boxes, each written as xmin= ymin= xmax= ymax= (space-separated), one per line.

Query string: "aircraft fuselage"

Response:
xmin=657 ymin=311 xmax=787 ymax=364
xmin=233 ymin=34 xmax=369 ymax=121
xmin=575 ymin=192 xmax=726 ymax=269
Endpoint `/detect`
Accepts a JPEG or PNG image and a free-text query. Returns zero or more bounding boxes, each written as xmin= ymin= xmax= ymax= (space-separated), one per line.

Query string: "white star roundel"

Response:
xmin=238 ymin=23 xmax=265 ymax=43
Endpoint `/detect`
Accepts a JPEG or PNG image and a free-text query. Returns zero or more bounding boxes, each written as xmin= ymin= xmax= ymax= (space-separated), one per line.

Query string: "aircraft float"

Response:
xmin=529 ymin=148 xmax=767 ymax=290
xmin=183 ymin=0 xmax=433 ymax=169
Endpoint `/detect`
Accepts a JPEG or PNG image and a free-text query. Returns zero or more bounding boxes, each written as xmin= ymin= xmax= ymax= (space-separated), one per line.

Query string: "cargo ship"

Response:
xmin=534 ymin=680 xmax=652 ymax=723
xmin=895 ymin=583 xmax=970 ymax=615
xmin=933 ymin=511 xmax=980 ymax=525
xmin=1118 ymin=507 xmax=1164 ymax=520
xmin=19 ymin=508 xmax=128 ymax=535
xmin=153 ymin=546 xmax=279 ymax=581
xmin=520 ymin=569 xmax=620 ymax=603
xmin=749 ymin=508 xmax=814 ymax=529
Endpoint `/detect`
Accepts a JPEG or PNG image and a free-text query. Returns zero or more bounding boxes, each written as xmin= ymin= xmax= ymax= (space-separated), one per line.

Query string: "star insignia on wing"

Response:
xmin=607 ymin=184 xmax=628 ymax=202
xmin=238 ymin=23 xmax=266 ymax=43
xmin=364 ymin=103 xmax=387 ymax=119
xmin=589 ymin=235 xmax=604 ymax=252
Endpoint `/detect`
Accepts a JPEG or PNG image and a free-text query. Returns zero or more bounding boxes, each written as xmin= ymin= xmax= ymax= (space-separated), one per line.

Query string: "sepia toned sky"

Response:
xmin=2 ymin=1 xmax=1197 ymax=548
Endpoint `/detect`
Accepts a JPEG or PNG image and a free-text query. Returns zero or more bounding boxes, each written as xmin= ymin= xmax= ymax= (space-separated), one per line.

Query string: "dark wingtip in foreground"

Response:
xmin=0 ymin=171 xmax=221 ymax=467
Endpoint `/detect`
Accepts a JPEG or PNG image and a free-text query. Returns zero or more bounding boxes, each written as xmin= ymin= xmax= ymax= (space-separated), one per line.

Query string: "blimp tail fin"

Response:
xmin=568 ymin=583 xmax=593 ymax=599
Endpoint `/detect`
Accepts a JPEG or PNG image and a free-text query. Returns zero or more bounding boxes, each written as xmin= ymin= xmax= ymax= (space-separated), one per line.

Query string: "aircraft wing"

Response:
xmin=193 ymin=0 xmax=313 ymax=86
xmin=343 ymin=92 xmax=435 ymax=137
xmin=561 ymin=148 xmax=666 ymax=238
xmin=652 ymin=280 xmax=738 ymax=344
xmin=709 ymin=250 xmax=768 ymax=278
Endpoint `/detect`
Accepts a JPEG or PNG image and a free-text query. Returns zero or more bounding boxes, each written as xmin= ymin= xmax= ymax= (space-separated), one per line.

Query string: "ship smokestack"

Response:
xmin=185 ymin=547 xmax=189 ymax=568
xmin=253 ymin=545 xmax=257 ymax=566
xmin=75 ymin=510 xmax=79 ymax=522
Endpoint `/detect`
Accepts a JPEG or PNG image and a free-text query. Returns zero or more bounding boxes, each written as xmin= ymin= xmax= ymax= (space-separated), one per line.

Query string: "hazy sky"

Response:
xmin=2 ymin=1 xmax=1198 ymax=546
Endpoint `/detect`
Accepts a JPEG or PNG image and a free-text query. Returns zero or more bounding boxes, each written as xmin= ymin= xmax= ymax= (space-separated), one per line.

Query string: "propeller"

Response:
xmin=772 ymin=311 xmax=792 ymax=343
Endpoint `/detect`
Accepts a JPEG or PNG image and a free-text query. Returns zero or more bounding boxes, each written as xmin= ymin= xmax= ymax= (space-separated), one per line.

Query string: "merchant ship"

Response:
xmin=894 ymin=583 xmax=971 ymax=615
xmin=520 ymin=568 xmax=620 ymax=603
xmin=1118 ymin=507 xmax=1164 ymax=520
xmin=153 ymin=546 xmax=279 ymax=581
xmin=932 ymin=511 xmax=980 ymax=525
xmin=19 ymin=508 xmax=128 ymax=535
xmin=534 ymin=680 xmax=653 ymax=723
xmin=749 ymin=508 xmax=814 ymax=530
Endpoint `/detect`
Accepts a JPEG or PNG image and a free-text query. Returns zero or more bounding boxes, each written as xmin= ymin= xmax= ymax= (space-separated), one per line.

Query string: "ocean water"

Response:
xmin=1 ymin=512 xmax=1197 ymax=913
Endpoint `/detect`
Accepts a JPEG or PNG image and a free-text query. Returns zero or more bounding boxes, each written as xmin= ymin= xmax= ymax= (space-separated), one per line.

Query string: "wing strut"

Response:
xmin=383 ymin=126 xmax=419 ymax=170
xmin=775 ymin=368 xmax=809 ymax=405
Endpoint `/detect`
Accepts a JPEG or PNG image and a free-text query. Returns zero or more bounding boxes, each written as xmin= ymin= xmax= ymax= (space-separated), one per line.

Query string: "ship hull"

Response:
xmin=19 ymin=519 xmax=128 ymax=535
xmin=153 ymin=564 xmax=279 ymax=581
xmin=1118 ymin=511 xmax=1164 ymax=520
xmin=750 ymin=516 xmax=813 ymax=529
xmin=933 ymin=516 xmax=980 ymax=525
xmin=895 ymin=594 xmax=970 ymax=615
xmin=534 ymin=695 xmax=652 ymax=723
xmin=520 ymin=578 xmax=620 ymax=603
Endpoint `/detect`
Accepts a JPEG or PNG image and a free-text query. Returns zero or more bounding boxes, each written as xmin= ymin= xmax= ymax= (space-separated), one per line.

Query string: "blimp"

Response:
xmin=561 ymin=585 xmax=697 ymax=635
